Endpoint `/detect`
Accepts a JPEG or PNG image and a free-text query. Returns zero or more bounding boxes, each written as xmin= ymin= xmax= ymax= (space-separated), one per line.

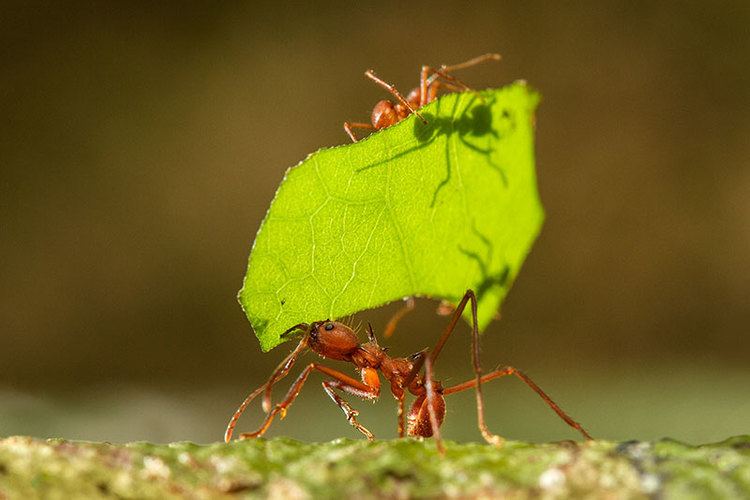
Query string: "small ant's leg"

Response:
xmin=424 ymin=53 xmax=502 ymax=104
xmin=343 ymin=121 xmax=374 ymax=142
xmin=443 ymin=367 xmax=593 ymax=441
xmin=383 ymin=297 xmax=416 ymax=339
xmin=420 ymin=65 xmax=432 ymax=107
xmin=441 ymin=53 xmax=502 ymax=73
xmin=427 ymin=69 xmax=472 ymax=95
xmin=423 ymin=353 xmax=445 ymax=454
xmin=323 ymin=381 xmax=375 ymax=440
xmin=365 ymin=70 xmax=427 ymax=123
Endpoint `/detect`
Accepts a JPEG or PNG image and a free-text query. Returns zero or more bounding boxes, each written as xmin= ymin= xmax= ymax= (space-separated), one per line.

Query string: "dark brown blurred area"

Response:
xmin=1 ymin=2 xmax=748 ymax=444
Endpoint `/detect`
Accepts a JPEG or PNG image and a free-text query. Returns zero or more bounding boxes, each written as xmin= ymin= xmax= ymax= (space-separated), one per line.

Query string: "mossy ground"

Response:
xmin=1 ymin=436 xmax=749 ymax=498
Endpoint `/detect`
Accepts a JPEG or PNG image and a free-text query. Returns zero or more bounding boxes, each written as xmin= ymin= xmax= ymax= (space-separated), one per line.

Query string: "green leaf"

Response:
xmin=240 ymin=82 xmax=543 ymax=351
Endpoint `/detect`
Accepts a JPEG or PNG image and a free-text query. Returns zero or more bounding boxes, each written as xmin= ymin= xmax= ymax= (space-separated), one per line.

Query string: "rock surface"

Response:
xmin=1 ymin=435 xmax=749 ymax=498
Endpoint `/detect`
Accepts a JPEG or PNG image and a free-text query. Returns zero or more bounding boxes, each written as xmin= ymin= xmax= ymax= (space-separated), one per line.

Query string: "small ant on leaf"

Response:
xmin=225 ymin=290 xmax=592 ymax=453
xmin=343 ymin=53 xmax=502 ymax=142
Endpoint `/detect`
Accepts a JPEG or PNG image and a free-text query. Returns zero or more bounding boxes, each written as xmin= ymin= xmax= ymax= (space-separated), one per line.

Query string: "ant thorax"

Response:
xmin=350 ymin=341 xmax=385 ymax=368
xmin=378 ymin=355 xmax=416 ymax=386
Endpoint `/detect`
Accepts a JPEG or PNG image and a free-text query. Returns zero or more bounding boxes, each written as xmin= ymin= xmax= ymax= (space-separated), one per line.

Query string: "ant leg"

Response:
xmin=427 ymin=69 xmax=472 ymax=95
xmin=262 ymin=327 xmax=310 ymax=413
xmin=224 ymin=383 xmax=268 ymax=442
xmin=426 ymin=289 xmax=503 ymax=445
xmin=343 ymin=121 xmax=374 ymax=142
xmin=323 ymin=380 xmax=376 ymax=440
xmin=365 ymin=70 xmax=427 ymax=123
xmin=396 ymin=392 xmax=406 ymax=437
xmin=238 ymin=363 xmax=378 ymax=440
xmin=420 ymin=65 xmax=431 ymax=107
xmin=443 ymin=367 xmax=593 ymax=440
xmin=441 ymin=53 xmax=502 ymax=73
xmin=423 ymin=353 xmax=446 ymax=454
xmin=424 ymin=53 xmax=502 ymax=105
xmin=225 ymin=335 xmax=309 ymax=442
xmin=420 ymin=67 xmax=467 ymax=106
xmin=383 ymin=297 xmax=416 ymax=339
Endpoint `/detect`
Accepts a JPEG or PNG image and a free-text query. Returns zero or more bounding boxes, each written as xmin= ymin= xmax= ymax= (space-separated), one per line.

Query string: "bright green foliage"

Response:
xmin=240 ymin=83 xmax=543 ymax=351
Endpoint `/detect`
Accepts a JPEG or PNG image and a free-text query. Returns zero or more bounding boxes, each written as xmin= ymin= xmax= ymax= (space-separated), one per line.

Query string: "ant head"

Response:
xmin=371 ymin=100 xmax=399 ymax=129
xmin=307 ymin=320 xmax=360 ymax=361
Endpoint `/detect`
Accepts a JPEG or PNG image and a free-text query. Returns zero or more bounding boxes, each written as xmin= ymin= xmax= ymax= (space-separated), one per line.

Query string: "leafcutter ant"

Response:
xmin=343 ymin=53 xmax=502 ymax=142
xmin=225 ymin=290 xmax=592 ymax=453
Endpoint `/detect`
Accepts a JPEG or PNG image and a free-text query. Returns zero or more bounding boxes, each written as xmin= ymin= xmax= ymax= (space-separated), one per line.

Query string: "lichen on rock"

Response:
xmin=0 ymin=435 xmax=749 ymax=498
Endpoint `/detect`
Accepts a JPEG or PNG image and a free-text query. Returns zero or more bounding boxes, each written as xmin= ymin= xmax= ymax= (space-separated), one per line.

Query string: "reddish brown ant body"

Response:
xmin=225 ymin=290 xmax=592 ymax=453
xmin=344 ymin=53 xmax=502 ymax=142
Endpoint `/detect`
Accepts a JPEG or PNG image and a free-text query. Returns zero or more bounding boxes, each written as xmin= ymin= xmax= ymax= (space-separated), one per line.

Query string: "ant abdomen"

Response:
xmin=408 ymin=393 xmax=446 ymax=437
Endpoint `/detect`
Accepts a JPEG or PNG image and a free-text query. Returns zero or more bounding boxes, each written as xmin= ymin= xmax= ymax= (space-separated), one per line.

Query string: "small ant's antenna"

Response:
xmin=367 ymin=322 xmax=377 ymax=343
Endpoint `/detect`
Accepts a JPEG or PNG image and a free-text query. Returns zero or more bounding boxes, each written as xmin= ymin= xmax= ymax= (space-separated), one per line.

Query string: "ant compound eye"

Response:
xmin=324 ymin=322 xmax=334 ymax=331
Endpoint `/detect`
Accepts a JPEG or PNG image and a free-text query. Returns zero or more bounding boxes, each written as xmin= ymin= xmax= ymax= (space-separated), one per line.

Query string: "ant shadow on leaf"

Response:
xmin=458 ymin=221 xmax=511 ymax=306
xmin=356 ymin=94 xmax=518 ymax=207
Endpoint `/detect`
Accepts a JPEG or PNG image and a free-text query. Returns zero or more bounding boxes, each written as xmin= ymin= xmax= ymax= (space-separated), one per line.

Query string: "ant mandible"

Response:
xmin=343 ymin=53 xmax=502 ymax=142
xmin=225 ymin=290 xmax=592 ymax=453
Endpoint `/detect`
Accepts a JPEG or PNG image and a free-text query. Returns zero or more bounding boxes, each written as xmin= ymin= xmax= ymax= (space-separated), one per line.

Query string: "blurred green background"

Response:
xmin=1 ymin=2 xmax=748 ymax=445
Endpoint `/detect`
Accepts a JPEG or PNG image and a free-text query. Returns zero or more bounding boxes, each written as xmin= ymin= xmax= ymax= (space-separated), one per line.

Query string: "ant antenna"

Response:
xmin=367 ymin=322 xmax=377 ymax=343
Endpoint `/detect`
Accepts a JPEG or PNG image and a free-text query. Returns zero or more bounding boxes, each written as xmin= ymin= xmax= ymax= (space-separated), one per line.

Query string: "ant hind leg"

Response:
xmin=428 ymin=289 xmax=504 ymax=446
xmin=443 ymin=366 xmax=593 ymax=441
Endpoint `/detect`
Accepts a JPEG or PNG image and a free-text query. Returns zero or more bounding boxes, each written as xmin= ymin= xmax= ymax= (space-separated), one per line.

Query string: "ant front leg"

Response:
xmin=225 ymin=334 xmax=309 ymax=442
xmin=322 ymin=376 xmax=378 ymax=440
xmin=343 ymin=121 xmax=375 ymax=142
xmin=239 ymin=363 xmax=379 ymax=440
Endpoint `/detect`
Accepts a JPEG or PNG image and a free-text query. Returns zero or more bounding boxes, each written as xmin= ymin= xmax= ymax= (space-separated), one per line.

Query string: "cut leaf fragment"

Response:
xmin=240 ymin=82 xmax=544 ymax=351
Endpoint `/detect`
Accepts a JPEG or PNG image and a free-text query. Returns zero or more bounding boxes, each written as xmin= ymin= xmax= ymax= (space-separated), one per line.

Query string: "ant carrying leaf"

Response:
xmin=225 ymin=290 xmax=592 ymax=454
xmin=344 ymin=53 xmax=502 ymax=142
